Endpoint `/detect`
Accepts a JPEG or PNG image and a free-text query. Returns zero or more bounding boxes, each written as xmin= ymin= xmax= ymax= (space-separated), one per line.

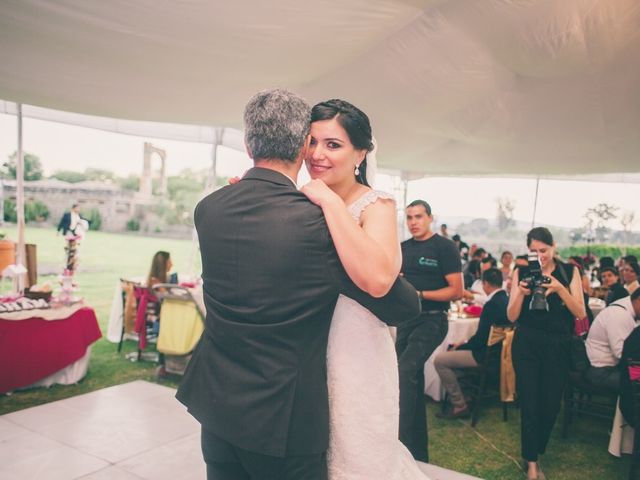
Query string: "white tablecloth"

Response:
xmin=608 ymin=398 xmax=635 ymax=457
xmin=589 ymin=297 xmax=606 ymax=319
xmin=424 ymin=316 xmax=480 ymax=401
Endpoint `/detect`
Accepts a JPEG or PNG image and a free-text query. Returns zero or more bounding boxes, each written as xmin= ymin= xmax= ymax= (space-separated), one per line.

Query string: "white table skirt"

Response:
xmin=608 ymin=398 xmax=635 ymax=457
xmin=20 ymin=346 xmax=92 ymax=390
xmin=424 ymin=317 xmax=480 ymax=401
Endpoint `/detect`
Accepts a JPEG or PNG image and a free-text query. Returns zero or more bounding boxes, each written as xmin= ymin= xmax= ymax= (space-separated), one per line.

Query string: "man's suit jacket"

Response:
xmin=459 ymin=289 xmax=510 ymax=363
xmin=176 ymin=167 xmax=420 ymax=458
xmin=57 ymin=212 xmax=71 ymax=234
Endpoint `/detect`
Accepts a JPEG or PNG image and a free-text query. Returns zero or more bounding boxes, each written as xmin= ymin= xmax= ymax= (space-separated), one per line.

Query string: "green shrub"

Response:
xmin=81 ymin=208 xmax=102 ymax=231
xmin=3 ymin=199 xmax=16 ymax=223
xmin=126 ymin=218 xmax=140 ymax=231
xmin=25 ymin=200 xmax=50 ymax=222
xmin=558 ymin=244 xmax=640 ymax=260
xmin=4 ymin=199 xmax=50 ymax=223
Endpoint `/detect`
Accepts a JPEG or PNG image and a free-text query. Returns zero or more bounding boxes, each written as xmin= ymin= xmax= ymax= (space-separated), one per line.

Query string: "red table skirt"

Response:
xmin=0 ymin=307 xmax=102 ymax=393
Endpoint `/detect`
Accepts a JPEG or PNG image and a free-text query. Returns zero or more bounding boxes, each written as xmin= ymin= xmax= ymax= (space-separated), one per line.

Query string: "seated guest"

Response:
xmin=514 ymin=254 xmax=528 ymax=268
xmin=595 ymin=256 xmax=615 ymax=284
xmin=601 ymin=267 xmax=629 ymax=306
xmin=617 ymin=255 xmax=637 ymax=275
xmin=463 ymin=259 xmax=481 ymax=290
xmin=569 ymin=255 xmax=593 ymax=297
xmin=147 ymin=251 xmax=175 ymax=288
xmin=452 ymin=234 xmax=469 ymax=262
xmin=622 ymin=262 xmax=640 ymax=295
xmin=463 ymin=257 xmax=496 ymax=305
xmin=463 ymin=248 xmax=485 ymax=280
xmin=500 ymin=251 xmax=513 ymax=282
xmin=472 ymin=247 xmax=487 ymax=261
xmin=585 ymin=290 xmax=640 ymax=392
xmin=435 ymin=268 xmax=509 ymax=418
xmin=600 ymin=256 xmax=615 ymax=269
xmin=482 ymin=256 xmax=497 ymax=270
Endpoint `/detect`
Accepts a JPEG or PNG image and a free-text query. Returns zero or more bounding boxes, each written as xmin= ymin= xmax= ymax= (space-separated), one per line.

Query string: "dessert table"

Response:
xmin=0 ymin=302 xmax=102 ymax=393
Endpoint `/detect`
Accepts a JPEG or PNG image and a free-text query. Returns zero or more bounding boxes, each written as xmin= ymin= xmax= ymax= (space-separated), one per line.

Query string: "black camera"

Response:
xmin=521 ymin=252 xmax=551 ymax=312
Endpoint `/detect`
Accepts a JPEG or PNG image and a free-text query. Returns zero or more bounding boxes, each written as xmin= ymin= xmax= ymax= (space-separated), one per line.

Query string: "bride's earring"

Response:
xmin=354 ymin=164 xmax=360 ymax=176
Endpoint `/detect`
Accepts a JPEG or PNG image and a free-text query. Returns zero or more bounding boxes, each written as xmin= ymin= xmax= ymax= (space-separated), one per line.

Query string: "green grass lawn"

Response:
xmin=0 ymin=226 xmax=633 ymax=479
xmin=0 ymin=225 xmax=194 ymax=414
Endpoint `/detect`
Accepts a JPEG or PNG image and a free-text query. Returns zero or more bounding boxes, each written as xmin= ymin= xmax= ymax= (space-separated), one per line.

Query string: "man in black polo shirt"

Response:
xmin=397 ymin=199 xmax=463 ymax=462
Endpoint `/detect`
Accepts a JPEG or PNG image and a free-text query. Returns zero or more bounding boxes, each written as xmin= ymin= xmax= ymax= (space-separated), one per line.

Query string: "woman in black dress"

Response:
xmin=507 ymin=227 xmax=586 ymax=480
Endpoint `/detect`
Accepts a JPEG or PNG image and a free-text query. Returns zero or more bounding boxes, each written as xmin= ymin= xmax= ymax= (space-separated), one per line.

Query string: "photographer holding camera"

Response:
xmin=507 ymin=227 xmax=586 ymax=480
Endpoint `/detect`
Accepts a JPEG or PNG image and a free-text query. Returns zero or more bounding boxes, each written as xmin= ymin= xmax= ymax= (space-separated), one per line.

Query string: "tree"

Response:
xmin=569 ymin=227 xmax=585 ymax=245
xmin=117 ymin=174 xmax=140 ymax=191
xmin=2 ymin=151 xmax=44 ymax=180
xmin=584 ymin=203 xmax=619 ymax=243
xmin=496 ymin=197 xmax=516 ymax=232
xmin=621 ymin=210 xmax=637 ymax=246
xmin=49 ymin=168 xmax=118 ymax=184
xmin=25 ymin=200 xmax=49 ymax=222
xmin=3 ymin=199 xmax=16 ymax=223
xmin=84 ymin=168 xmax=115 ymax=182
xmin=81 ymin=208 xmax=102 ymax=231
xmin=50 ymin=170 xmax=88 ymax=183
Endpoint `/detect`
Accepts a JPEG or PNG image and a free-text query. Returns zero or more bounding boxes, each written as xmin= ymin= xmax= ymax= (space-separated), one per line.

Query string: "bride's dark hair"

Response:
xmin=310 ymin=99 xmax=375 ymax=187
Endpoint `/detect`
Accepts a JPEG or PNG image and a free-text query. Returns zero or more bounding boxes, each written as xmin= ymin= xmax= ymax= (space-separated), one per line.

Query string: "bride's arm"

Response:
xmin=301 ymin=180 xmax=401 ymax=298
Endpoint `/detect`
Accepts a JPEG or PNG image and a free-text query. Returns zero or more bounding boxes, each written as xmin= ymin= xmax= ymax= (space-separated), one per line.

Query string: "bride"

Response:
xmin=301 ymin=100 xmax=430 ymax=480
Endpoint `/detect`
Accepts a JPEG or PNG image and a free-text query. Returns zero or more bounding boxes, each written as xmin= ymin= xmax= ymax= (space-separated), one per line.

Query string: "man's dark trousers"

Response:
xmin=202 ymin=428 xmax=327 ymax=480
xmin=396 ymin=311 xmax=448 ymax=462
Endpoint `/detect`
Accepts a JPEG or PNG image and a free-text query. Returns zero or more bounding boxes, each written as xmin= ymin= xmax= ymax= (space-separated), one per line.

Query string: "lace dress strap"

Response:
xmin=347 ymin=190 xmax=395 ymax=222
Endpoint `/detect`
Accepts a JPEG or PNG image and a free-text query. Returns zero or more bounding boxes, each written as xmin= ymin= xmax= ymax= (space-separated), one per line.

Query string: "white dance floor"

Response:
xmin=0 ymin=381 xmax=479 ymax=480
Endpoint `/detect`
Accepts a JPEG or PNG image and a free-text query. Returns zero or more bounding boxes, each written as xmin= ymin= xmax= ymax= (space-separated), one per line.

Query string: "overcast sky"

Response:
xmin=0 ymin=113 xmax=637 ymax=232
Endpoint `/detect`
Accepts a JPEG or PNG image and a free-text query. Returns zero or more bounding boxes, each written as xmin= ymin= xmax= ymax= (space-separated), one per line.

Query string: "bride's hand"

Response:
xmin=300 ymin=179 xmax=341 ymax=208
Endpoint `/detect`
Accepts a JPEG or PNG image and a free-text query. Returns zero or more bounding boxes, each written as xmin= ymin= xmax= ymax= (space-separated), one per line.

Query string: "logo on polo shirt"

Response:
xmin=418 ymin=257 xmax=438 ymax=268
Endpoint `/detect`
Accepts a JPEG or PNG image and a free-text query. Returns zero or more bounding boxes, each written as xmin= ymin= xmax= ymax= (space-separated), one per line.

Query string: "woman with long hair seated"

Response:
xmin=147 ymin=251 xmax=174 ymax=288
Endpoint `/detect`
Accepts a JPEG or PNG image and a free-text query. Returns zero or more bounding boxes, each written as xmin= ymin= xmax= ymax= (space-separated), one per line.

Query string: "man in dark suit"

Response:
xmin=176 ymin=89 xmax=420 ymax=480
xmin=57 ymin=203 xmax=85 ymax=235
xmin=433 ymin=267 xmax=510 ymax=419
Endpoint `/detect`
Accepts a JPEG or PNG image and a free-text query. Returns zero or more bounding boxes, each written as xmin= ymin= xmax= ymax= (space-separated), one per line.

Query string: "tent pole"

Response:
xmin=531 ymin=177 xmax=540 ymax=229
xmin=398 ymin=174 xmax=410 ymax=239
xmin=16 ymin=103 xmax=26 ymax=292
xmin=207 ymin=127 xmax=224 ymax=192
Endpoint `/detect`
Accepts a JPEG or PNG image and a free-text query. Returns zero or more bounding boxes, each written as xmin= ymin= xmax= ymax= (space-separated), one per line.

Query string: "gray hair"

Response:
xmin=243 ymin=89 xmax=311 ymax=163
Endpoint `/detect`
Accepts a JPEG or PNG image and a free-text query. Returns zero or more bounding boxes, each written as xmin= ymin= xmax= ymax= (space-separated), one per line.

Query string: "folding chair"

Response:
xmin=129 ymin=285 xmax=160 ymax=362
xmin=440 ymin=325 xmax=515 ymax=427
xmin=117 ymin=278 xmax=141 ymax=353
xmin=561 ymin=370 xmax=618 ymax=438
xmin=469 ymin=325 xmax=515 ymax=427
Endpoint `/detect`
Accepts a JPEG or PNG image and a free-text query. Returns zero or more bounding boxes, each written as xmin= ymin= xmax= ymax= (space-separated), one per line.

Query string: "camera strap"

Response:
xmin=554 ymin=259 xmax=572 ymax=289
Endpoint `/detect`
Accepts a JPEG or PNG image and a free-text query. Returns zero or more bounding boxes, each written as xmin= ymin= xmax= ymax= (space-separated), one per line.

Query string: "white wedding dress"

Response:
xmin=327 ymin=190 xmax=430 ymax=480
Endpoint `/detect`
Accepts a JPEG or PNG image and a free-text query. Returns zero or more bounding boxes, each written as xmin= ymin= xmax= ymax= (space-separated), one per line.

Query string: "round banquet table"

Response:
xmin=423 ymin=315 xmax=480 ymax=401
xmin=0 ymin=304 xmax=101 ymax=393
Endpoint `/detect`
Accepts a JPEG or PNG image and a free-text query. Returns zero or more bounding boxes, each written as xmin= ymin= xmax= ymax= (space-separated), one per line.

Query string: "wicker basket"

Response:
xmin=24 ymin=288 xmax=53 ymax=302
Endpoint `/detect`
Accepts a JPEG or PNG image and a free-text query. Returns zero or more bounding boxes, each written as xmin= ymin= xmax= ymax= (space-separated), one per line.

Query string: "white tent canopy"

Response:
xmin=1 ymin=0 xmax=639 ymax=177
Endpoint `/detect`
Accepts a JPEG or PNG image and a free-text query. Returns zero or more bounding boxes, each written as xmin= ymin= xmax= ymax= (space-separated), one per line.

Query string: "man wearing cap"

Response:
xmin=397 ymin=199 xmax=463 ymax=462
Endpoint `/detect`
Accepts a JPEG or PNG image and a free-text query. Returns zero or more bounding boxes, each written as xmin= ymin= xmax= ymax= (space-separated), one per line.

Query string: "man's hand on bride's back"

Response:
xmin=300 ymin=179 xmax=340 ymax=208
